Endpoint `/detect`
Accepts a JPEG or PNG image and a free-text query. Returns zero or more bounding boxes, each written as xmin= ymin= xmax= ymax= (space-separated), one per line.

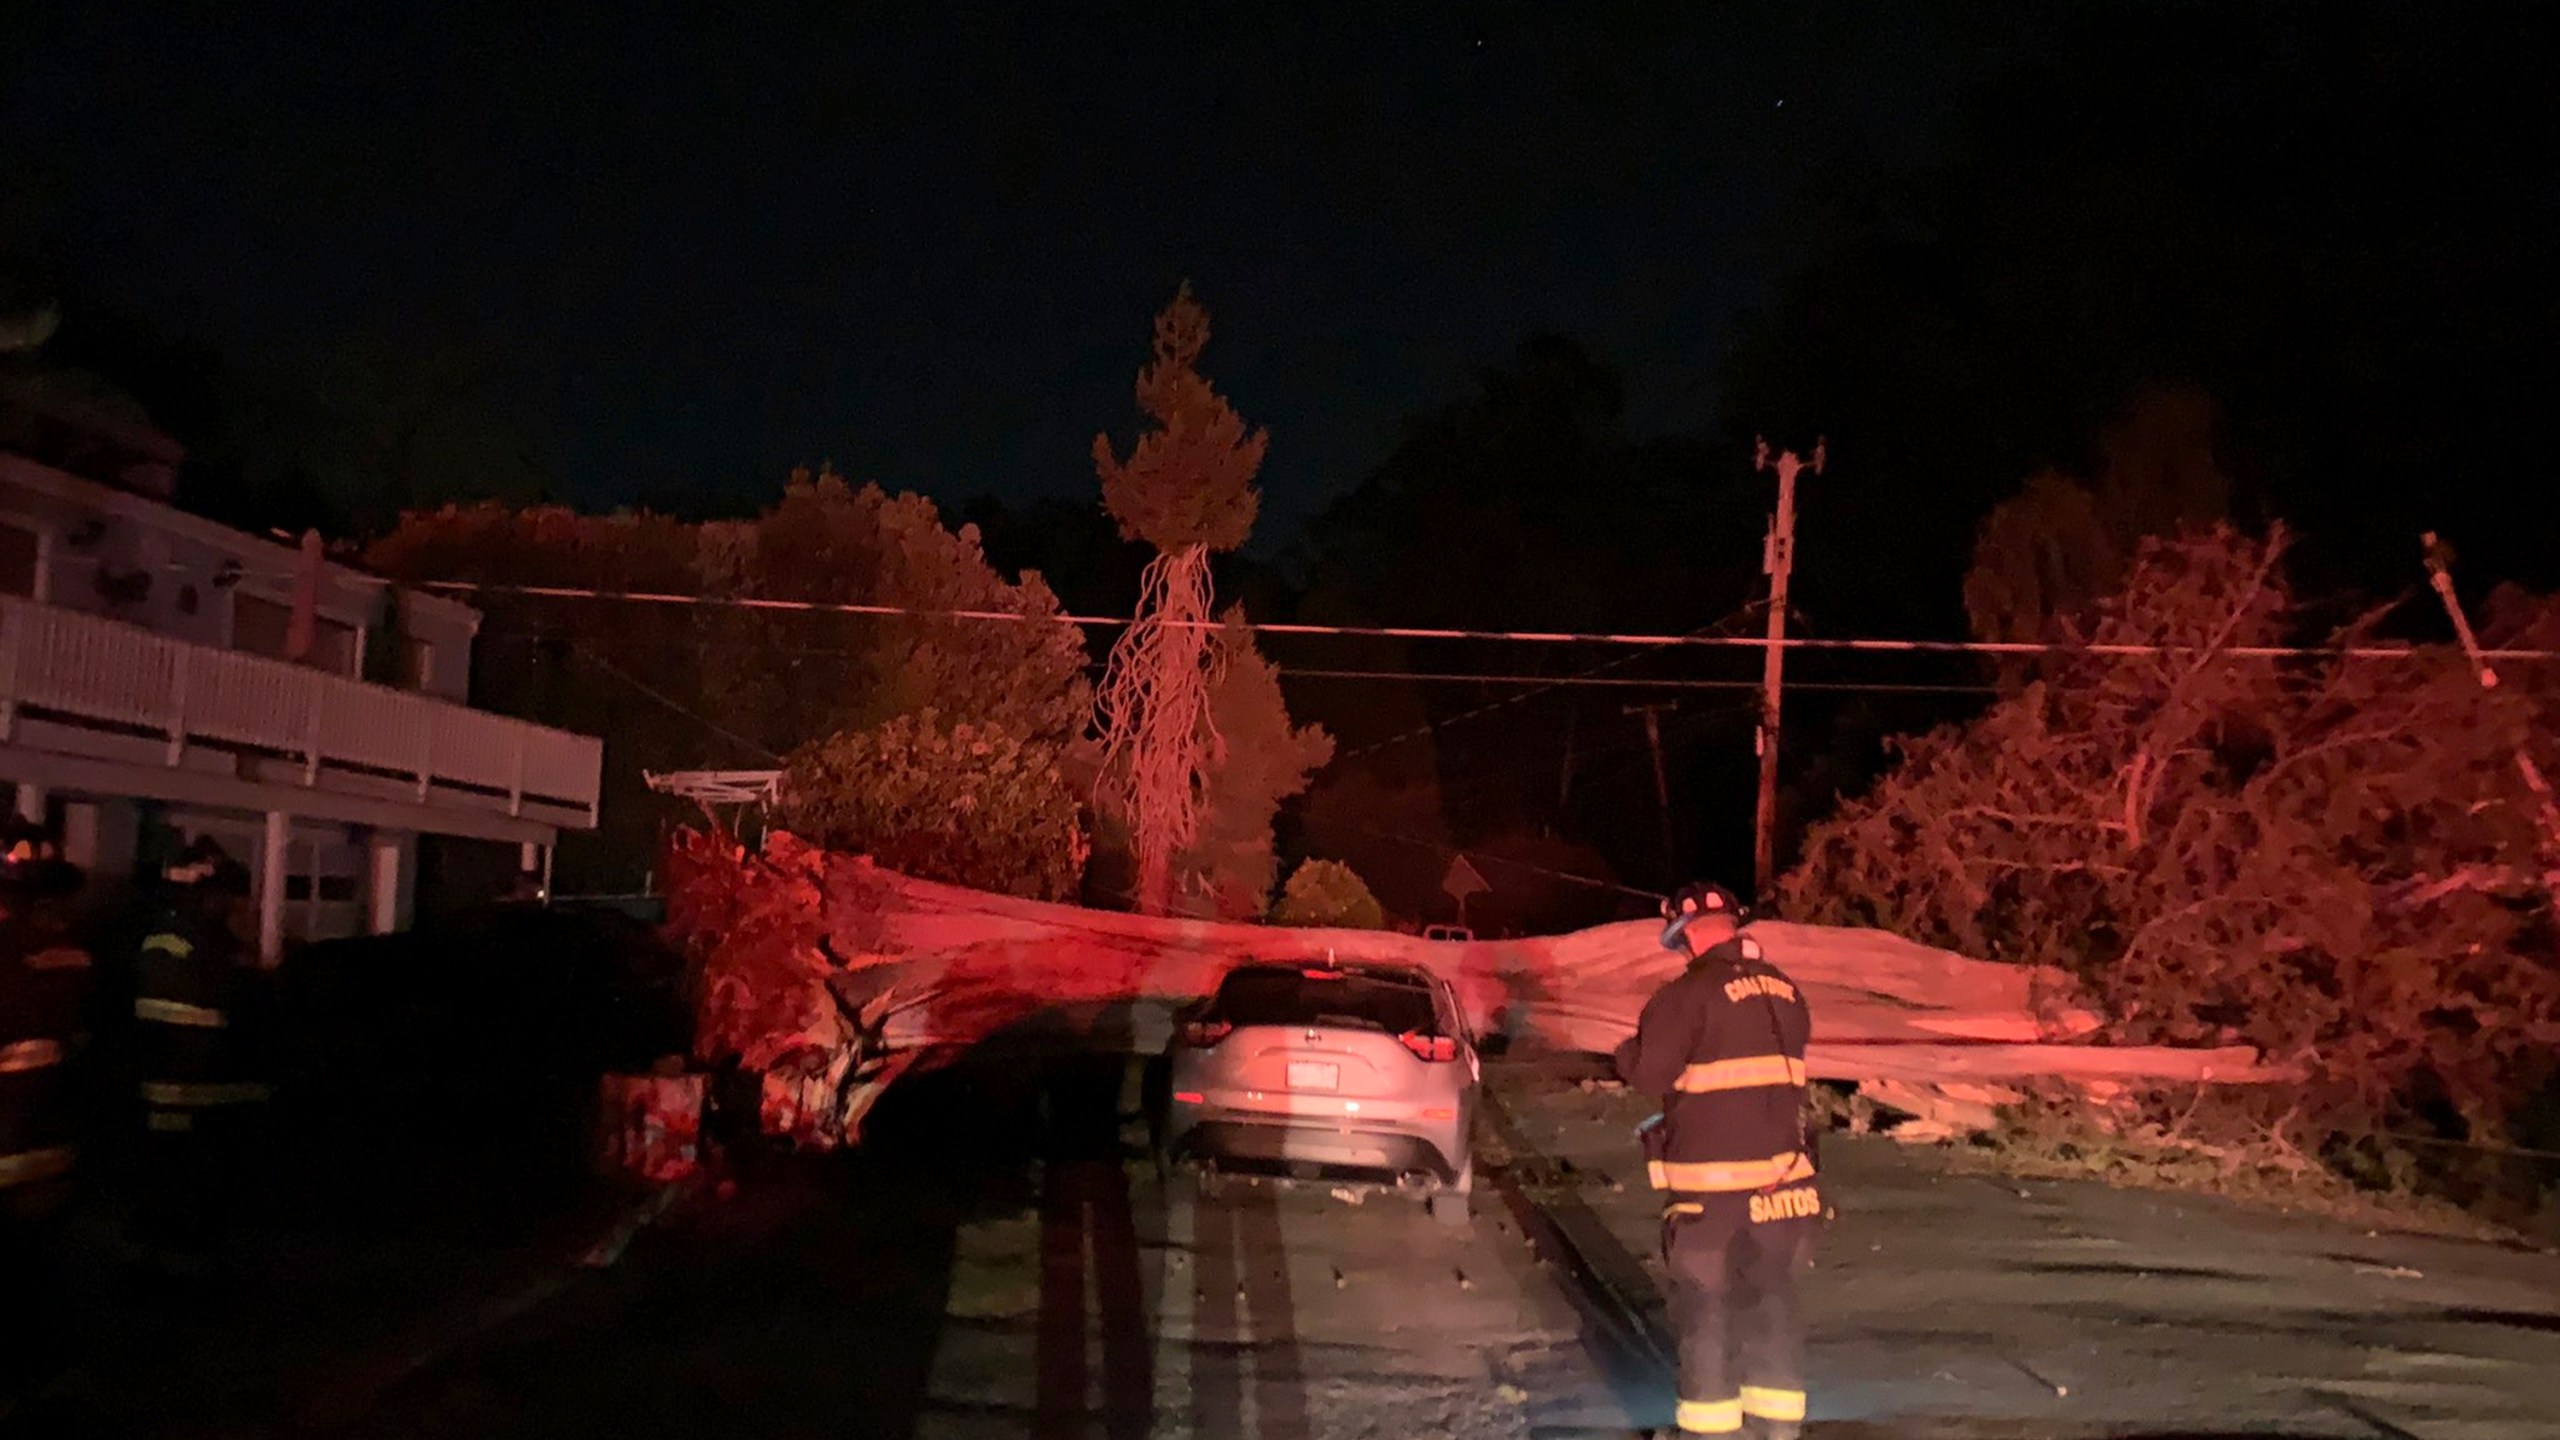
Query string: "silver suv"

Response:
xmin=1162 ymin=959 xmax=1477 ymax=1216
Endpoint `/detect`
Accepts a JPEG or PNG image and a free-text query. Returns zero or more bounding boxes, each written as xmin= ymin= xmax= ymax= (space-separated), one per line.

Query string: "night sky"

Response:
xmin=2 ymin=4 xmax=2055 ymax=544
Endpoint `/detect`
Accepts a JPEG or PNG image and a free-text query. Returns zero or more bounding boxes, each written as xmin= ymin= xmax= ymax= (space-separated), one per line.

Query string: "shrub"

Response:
xmin=1272 ymin=859 xmax=1387 ymax=930
xmin=777 ymin=709 xmax=1088 ymax=902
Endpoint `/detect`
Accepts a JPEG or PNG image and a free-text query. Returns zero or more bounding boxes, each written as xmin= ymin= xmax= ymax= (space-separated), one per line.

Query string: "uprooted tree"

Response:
xmin=1090 ymin=285 xmax=1275 ymax=915
xmin=1787 ymin=524 xmax=2560 ymax=1169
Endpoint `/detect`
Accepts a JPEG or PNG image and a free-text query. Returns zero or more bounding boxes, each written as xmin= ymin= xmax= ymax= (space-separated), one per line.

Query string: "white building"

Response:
xmin=0 ymin=381 xmax=600 ymax=960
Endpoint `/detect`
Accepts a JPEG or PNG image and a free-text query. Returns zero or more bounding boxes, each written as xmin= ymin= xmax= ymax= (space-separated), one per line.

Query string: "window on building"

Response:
xmin=234 ymin=593 xmax=359 ymax=675
xmin=0 ymin=521 xmax=39 ymax=598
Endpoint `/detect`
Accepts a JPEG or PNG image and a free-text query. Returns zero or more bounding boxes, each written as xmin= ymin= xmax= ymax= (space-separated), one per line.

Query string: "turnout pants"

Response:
xmin=137 ymin=1101 xmax=257 ymax=1261
xmin=1663 ymin=1184 xmax=1818 ymax=1437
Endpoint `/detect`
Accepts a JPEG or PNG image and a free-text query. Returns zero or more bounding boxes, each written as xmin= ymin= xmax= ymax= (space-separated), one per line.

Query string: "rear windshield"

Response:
xmin=1208 ymin=967 xmax=1441 ymax=1035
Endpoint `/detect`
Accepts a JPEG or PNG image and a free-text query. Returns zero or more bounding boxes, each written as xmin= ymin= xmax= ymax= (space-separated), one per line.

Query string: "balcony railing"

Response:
xmin=0 ymin=594 xmax=599 ymax=823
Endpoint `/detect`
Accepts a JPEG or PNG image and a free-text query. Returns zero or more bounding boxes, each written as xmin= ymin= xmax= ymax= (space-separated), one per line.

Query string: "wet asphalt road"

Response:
xmin=86 ymin=1050 xmax=2560 ymax=1440
xmin=306 ymin=1051 xmax=1611 ymax=1440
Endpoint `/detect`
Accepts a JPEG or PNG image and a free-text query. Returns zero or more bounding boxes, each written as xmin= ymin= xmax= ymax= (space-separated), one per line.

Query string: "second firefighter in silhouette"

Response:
xmin=130 ymin=836 xmax=268 ymax=1277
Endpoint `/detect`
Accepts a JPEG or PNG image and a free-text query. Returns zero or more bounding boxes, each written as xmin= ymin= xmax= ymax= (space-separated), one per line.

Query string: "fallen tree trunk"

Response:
xmin=664 ymin=829 xmax=2291 ymax=1149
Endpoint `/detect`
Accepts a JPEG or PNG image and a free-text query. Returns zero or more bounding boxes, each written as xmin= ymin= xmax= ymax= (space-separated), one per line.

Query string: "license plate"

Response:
xmin=1286 ymin=1061 xmax=1340 ymax=1091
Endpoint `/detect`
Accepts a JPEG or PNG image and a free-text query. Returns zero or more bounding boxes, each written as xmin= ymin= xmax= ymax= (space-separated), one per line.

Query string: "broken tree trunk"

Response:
xmin=664 ymin=828 xmax=2292 ymax=1148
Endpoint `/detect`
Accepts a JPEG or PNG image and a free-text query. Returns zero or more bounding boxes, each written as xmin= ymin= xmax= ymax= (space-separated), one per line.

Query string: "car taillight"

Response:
xmin=1180 ymin=1020 xmax=1233 ymax=1048
xmin=1398 ymin=1032 xmax=1458 ymax=1063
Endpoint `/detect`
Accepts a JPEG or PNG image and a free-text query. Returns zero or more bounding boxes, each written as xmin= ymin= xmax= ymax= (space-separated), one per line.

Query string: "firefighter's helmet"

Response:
xmin=164 ymin=835 xmax=249 ymax=894
xmin=1658 ymin=880 xmax=1747 ymax=951
xmin=0 ymin=816 xmax=80 ymax=897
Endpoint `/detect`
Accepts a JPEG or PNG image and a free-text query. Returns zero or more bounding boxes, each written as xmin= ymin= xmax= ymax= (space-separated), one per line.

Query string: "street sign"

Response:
xmin=1442 ymin=854 xmax=1490 ymax=931
xmin=1442 ymin=854 xmax=1489 ymax=903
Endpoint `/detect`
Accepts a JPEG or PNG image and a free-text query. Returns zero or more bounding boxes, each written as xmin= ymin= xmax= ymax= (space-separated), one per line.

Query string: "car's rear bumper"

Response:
xmin=1169 ymin=1115 xmax=1466 ymax=1183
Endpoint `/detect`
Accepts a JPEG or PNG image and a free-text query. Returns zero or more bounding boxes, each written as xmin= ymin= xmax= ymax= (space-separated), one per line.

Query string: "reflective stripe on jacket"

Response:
xmin=1650 ymin=1151 xmax=1817 ymax=1194
xmin=136 ymin=996 xmax=227 ymax=1028
xmin=139 ymin=1080 xmax=272 ymax=1108
xmin=1 ymin=1037 xmax=64 ymax=1073
xmin=0 ymin=1144 xmax=74 ymax=1190
xmin=2 ymin=918 xmax=89 ymax=1174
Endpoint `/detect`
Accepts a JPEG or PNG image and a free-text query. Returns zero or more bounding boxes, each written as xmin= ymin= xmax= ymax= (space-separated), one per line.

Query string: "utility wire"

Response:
xmin=1427 ymin=698 xmax=1757 ymax=817
xmin=563 ymin=643 xmax=783 ymax=763
xmin=1330 ymin=603 xmax=1770 ymax=765
xmin=1283 ymin=667 xmax=1997 ymax=696
xmin=396 ymin=579 xmax=2560 ymax=662
xmin=490 ymin=632 xmax=1981 ymax=696
xmin=1334 ymin=819 xmax=1666 ymax=904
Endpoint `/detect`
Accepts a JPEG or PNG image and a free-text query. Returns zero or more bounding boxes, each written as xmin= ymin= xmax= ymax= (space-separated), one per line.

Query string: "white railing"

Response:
xmin=0 ymin=595 xmax=600 ymax=821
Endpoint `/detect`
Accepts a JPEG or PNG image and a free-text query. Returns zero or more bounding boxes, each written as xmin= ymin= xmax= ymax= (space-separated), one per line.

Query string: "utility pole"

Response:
xmin=1626 ymin=701 xmax=1679 ymax=883
xmin=1752 ymin=436 xmax=1823 ymax=905
xmin=1557 ymin=702 xmax=1580 ymax=812
xmin=2422 ymin=532 xmax=2560 ymax=889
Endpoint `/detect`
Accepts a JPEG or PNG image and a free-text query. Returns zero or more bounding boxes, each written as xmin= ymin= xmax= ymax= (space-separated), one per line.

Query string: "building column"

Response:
xmin=258 ymin=810 xmax=290 ymax=968
xmin=14 ymin=784 xmax=46 ymax=824
xmin=61 ymin=800 xmax=138 ymax=876
xmin=367 ymin=830 xmax=414 ymax=935
xmin=303 ymin=834 xmax=322 ymax=938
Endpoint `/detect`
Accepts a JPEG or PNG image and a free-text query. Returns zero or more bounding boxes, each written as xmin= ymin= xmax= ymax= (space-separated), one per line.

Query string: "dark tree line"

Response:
xmin=15 ymin=3 xmax=2558 ymax=935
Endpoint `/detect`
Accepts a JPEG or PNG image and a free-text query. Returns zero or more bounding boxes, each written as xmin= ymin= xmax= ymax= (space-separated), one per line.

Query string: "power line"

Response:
xmin=402 ymin=577 xmax=2560 ymax=663
xmin=1330 ymin=603 xmax=1771 ymax=765
xmin=1427 ymin=722 xmax=1687 ymax=825
xmin=1437 ymin=697 xmax=1755 ymax=803
xmin=489 ymin=630 xmax=1988 ymax=696
xmin=1326 ymin=710 xmax=1764 ymax=904
xmin=1281 ymin=667 xmax=1996 ymax=696
xmin=563 ymin=644 xmax=783 ymax=763
xmin=487 ymin=637 xmax=1984 ymax=694
xmin=1333 ymin=820 xmax=1665 ymax=904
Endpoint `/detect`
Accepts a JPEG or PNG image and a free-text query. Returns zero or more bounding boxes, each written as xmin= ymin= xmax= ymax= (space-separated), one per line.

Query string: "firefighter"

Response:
xmin=130 ymin=835 xmax=267 ymax=1278
xmin=0 ymin=817 xmax=90 ymax=1414
xmin=1615 ymin=881 xmax=1818 ymax=1440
